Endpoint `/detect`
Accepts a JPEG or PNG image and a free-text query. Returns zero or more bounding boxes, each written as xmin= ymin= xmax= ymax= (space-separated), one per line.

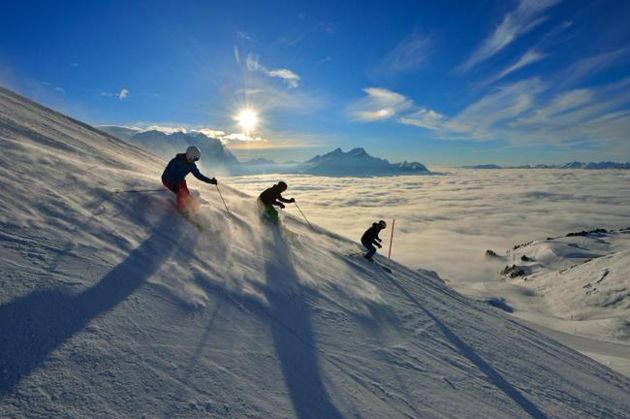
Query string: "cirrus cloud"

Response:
xmin=246 ymin=53 xmax=301 ymax=88
xmin=349 ymin=87 xmax=413 ymax=121
xmin=458 ymin=0 xmax=562 ymax=72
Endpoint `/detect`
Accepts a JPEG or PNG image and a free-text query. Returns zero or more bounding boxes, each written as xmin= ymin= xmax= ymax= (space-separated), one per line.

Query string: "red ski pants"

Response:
xmin=162 ymin=178 xmax=195 ymax=212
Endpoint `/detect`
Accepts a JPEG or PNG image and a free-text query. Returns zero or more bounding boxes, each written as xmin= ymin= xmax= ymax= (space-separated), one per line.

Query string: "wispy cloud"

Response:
xmin=493 ymin=48 xmax=548 ymax=81
xmin=267 ymin=69 xmax=300 ymax=88
xmin=236 ymin=30 xmax=253 ymax=41
xmin=349 ymin=87 xmax=413 ymax=121
xmin=444 ymin=79 xmax=545 ymax=139
xmin=246 ymin=53 xmax=301 ymax=88
xmin=399 ymin=108 xmax=445 ymax=129
xmin=101 ymin=88 xmax=130 ymax=100
xmin=557 ymin=48 xmax=630 ymax=87
xmin=459 ymin=0 xmax=561 ymax=72
xmin=356 ymin=74 xmax=630 ymax=151
xmin=373 ymin=32 xmax=433 ymax=76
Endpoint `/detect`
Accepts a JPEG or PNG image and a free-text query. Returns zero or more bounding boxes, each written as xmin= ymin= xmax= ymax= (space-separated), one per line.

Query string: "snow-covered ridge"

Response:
xmin=2 ymin=86 xmax=630 ymax=417
xmin=493 ymin=228 xmax=630 ymax=344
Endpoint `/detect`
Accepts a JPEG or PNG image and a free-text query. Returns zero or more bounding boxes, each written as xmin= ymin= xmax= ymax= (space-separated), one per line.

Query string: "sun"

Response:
xmin=235 ymin=108 xmax=259 ymax=132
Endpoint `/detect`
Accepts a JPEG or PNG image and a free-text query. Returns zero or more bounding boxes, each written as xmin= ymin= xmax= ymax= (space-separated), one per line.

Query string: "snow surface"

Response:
xmin=481 ymin=229 xmax=630 ymax=376
xmin=2 ymin=86 xmax=630 ymax=418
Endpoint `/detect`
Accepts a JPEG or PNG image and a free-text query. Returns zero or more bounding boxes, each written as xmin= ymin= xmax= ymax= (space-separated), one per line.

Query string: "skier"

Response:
xmin=258 ymin=181 xmax=295 ymax=224
xmin=361 ymin=220 xmax=387 ymax=262
xmin=161 ymin=146 xmax=217 ymax=215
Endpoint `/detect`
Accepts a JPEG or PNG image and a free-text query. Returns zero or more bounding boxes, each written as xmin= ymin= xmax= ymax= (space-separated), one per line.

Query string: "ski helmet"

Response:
xmin=378 ymin=220 xmax=387 ymax=228
xmin=277 ymin=181 xmax=288 ymax=191
xmin=186 ymin=146 xmax=201 ymax=161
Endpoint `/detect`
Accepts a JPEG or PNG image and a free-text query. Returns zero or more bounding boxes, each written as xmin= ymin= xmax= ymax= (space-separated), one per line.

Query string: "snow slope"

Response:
xmin=497 ymin=230 xmax=630 ymax=341
xmin=1 ymin=86 xmax=630 ymax=418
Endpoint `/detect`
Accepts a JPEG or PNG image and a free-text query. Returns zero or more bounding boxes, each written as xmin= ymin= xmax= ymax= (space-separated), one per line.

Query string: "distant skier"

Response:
xmin=161 ymin=146 xmax=217 ymax=214
xmin=258 ymin=181 xmax=295 ymax=224
xmin=361 ymin=220 xmax=387 ymax=261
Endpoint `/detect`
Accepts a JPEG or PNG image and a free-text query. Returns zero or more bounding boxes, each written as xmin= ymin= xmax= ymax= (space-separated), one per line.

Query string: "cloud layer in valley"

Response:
xmin=227 ymin=169 xmax=630 ymax=288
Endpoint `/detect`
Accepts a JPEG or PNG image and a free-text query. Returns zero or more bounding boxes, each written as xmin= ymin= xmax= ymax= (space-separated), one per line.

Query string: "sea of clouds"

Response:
xmin=226 ymin=169 xmax=630 ymax=290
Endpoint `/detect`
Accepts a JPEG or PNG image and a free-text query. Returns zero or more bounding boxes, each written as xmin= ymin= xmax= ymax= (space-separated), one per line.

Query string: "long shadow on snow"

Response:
xmin=263 ymin=227 xmax=344 ymax=419
xmin=384 ymin=275 xmax=548 ymax=419
xmin=188 ymin=226 xmax=344 ymax=418
xmin=0 ymin=213 xmax=185 ymax=396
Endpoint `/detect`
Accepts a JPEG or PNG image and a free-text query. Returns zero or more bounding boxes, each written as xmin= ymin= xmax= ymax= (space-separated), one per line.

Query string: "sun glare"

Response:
xmin=236 ymin=108 xmax=259 ymax=132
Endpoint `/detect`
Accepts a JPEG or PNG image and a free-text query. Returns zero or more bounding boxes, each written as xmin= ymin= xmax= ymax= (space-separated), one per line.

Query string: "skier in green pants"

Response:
xmin=258 ymin=181 xmax=295 ymax=224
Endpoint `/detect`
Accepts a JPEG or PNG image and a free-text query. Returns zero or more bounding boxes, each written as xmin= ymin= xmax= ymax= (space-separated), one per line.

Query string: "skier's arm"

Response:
xmin=278 ymin=195 xmax=295 ymax=203
xmin=191 ymin=166 xmax=217 ymax=184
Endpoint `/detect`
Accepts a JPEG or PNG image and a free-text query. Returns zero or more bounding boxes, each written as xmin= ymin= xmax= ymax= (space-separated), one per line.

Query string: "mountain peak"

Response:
xmin=348 ymin=147 xmax=368 ymax=157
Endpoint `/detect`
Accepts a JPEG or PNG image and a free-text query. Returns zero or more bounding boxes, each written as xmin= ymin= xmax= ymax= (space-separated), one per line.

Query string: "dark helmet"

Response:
xmin=378 ymin=220 xmax=387 ymax=228
xmin=277 ymin=181 xmax=287 ymax=191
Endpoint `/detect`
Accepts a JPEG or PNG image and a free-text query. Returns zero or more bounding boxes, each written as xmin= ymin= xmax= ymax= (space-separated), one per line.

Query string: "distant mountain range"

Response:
xmin=98 ymin=126 xmax=431 ymax=176
xmin=464 ymin=161 xmax=630 ymax=170
xmin=297 ymin=147 xmax=429 ymax=176
xmin=99 ymin=126 xmax=239 ymax=171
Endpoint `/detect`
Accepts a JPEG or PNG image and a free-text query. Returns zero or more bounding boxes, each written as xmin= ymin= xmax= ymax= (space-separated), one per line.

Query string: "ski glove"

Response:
xmin=288 ymin=198 xmax=296 ymax=203
xmin=278 ymin=203 xmax=286 ymax=209
xmin=209 ymin=178 xmax=218 ymax=185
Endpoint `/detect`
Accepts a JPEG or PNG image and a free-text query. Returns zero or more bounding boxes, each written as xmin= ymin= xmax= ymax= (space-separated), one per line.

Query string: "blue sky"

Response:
xmin=1 ymin=0 xmax=629 ymax=165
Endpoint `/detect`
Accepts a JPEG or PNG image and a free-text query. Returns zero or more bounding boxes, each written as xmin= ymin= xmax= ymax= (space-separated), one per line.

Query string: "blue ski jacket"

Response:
xmin=162 ymin=153 xmax=213 ymax=184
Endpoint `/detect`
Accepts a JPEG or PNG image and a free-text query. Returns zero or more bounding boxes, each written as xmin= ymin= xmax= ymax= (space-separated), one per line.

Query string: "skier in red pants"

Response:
xmin=161 ymin=146 xmax=217 ymax=215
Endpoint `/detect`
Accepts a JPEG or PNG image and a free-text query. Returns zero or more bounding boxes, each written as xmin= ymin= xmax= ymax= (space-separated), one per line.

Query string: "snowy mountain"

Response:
xmin=299 ymin=147 xmax=430 ymax=176
xmin=99 ymin=127 xmax=240 ymax=173
xmin=2 ymin=86 xmax=630 ymax=417
xmin=463 ymin=162 xmax=630 ymax=170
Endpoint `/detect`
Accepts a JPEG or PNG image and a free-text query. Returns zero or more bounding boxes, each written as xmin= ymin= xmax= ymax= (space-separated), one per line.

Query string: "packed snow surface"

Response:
xmin=2 ymin=87 xmax=630 ymax=418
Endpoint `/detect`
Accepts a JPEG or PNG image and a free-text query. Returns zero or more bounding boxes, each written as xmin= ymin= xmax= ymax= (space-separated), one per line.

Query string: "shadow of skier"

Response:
xmin=263 ymin=227 xmax=344 ymax=419
xmin=0 ymin=213 xmax=186 ymax=396
xmin=384 ymin=274 xmax=548 ymax=419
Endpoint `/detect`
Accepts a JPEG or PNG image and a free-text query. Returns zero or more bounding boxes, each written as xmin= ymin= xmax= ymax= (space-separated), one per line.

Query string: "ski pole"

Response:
xmin=113 ymin=188 xmax=165 ymax=194
xmin=215 ymin=184 xmax=230 ymax=215
xmin=294 ymin=201 xmax=313 ymax=229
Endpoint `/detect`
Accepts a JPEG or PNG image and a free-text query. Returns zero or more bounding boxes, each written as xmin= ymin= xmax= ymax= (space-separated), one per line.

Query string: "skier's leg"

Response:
xmin=175 ymin=180 xmax=192 ymax=213
xmin=265 ymin=205 xmax=279 ymax=224
xmin=363 ymin=242 xmax=376 ymax=260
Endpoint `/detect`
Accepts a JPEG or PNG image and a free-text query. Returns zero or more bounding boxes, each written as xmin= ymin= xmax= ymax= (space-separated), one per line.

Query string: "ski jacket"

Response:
xmin=361 ymin=223 xmax=384 ymax=245
xmin=258 ymin=185 xmax=292 ymax=207
xmin=162 ymin=153 xmax=212 ymax=184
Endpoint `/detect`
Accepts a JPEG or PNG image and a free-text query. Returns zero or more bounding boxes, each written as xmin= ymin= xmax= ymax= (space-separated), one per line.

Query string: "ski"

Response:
xmin=346 ymin=252 xmax=393 ymax=273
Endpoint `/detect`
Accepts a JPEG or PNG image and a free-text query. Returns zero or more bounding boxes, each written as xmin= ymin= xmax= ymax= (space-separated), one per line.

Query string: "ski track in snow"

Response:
xmin=2 ymin=86 xmax=630 ymax=418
